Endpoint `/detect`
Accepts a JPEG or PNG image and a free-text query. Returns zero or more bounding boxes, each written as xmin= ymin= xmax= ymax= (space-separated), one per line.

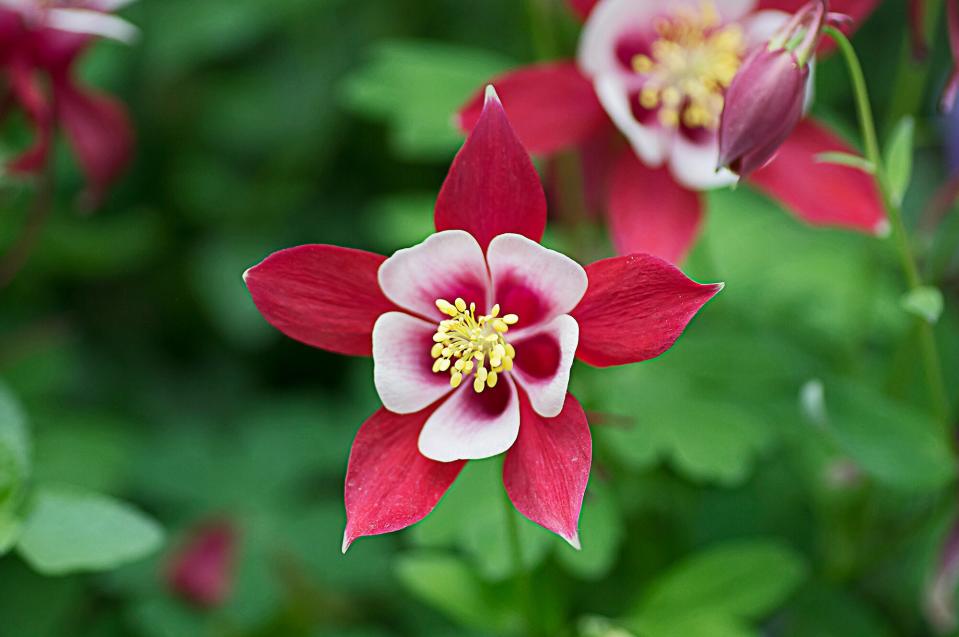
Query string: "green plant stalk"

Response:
xmin=503 ymin=482 xmax=536 ymax=637
xmin=826 ymin=26 xmax=951 ymax=428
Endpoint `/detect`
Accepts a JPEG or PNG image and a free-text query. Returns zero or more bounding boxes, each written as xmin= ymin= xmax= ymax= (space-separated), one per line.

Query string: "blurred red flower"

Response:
xmin=458 ymin=0 xmax=886 ymax=264
xmin=0 ymin=0 xmax=137 ymax=207
xmin=166 ymin=520 xmax=237 ymax=608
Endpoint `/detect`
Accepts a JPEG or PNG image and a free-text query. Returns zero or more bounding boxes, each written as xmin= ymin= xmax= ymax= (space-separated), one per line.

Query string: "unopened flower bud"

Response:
xmin=718 ymin=0 xmax=830 ymax=176
xmin=718 ymin=47 xmax=809 ymax=177
xmin=165 ymin=520 xmax=237 ymax=608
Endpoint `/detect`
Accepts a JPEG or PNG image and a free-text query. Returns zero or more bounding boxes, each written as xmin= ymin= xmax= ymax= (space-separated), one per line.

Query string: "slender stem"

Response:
xmin=502 ymin=480 xmax=535 ymax=636
xmin=0 ymin=170 xmax=55 ymax=289
xmin=525 ymin=0 xmax=558 ymax=60
xmin=826 ymin=26 xmax=951 ymax=427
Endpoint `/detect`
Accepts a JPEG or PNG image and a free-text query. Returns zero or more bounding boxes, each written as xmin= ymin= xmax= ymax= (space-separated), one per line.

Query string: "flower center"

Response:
xmin=431 ymin=297 xmax=517 ymax=394
xmin=631 ymin=2 xmax=745 ymax=131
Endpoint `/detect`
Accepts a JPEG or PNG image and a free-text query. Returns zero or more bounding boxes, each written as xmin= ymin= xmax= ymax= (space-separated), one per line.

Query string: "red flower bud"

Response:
xmin=717 ymin=47 xmax=809 ymax=177
xmin=165 ymin=520 xmax=237 ymax=608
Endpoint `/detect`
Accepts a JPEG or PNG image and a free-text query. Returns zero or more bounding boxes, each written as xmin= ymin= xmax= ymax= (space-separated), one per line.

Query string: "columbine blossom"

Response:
xmin=244 ymin=87 xmax=721 ymax=550
xmin=458 ymin=0 xmax=885 ymax=264
xmin=0 ymin=0 xmax=137 ymax=206
xmin=165 ymin=519 xmax=236 ymax=608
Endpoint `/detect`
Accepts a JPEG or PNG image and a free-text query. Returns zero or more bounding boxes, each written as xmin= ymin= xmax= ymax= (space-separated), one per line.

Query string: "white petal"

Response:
xmin=418 ymin=376 xmax=520 ymax=462
xmin=741 ymin=9 xmax=789 ymax=45
xmin=46 ymin=8 xmax=138 ymax=43
xmin=373 ymin=312 xmax=453 ymax=414
xmin=512 ymin=315 xmax=579 ymax=418
xmin=486 ymin=233 xmax=587 ymax=332
xmin=595 ymin=75 xmax=668 ymax=165
xmin=667 ymin=133 xmax=738 ymax=190
xmin=378 ymin=229 xmax=490 ymax=320
xmin=95 ymin=0 xmax=140 ymax=11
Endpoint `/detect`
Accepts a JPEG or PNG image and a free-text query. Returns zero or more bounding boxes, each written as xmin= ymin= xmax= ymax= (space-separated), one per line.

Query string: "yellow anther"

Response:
xmin=629 ymin=1 xmax=744 ymax=131
xmin=428 ymin=297 xmax=519 ymax=392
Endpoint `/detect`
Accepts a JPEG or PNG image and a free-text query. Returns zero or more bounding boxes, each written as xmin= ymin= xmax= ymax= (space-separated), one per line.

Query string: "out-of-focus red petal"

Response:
xmin=6 ymin=59 xmax=53 ymax=175
xmin=457 ymin=63 xmax=607 ymax=156
xmin=166 ymin=520 xmax=236 ymax=608
xmin=572 ymin=254 xmax=722 ymax=367
xmin=607 ymin=150 xmax=703 ymax=264
xmin=244 ymin=245 xmax=398 ymax=357
xmin=567 ymin=0 xmax=599 ymax=20
xmin=748 ymin=118 xmax=887 ymax=235
xmin=503 ymin=391 xmax=590 ymax=549
xmin=54 ymin=76 xmax=134 ymax=207
xmin=435 ymin=87 xmax=547 ymax=251
xmin=343 ymin=406 xmax=465 ymax=551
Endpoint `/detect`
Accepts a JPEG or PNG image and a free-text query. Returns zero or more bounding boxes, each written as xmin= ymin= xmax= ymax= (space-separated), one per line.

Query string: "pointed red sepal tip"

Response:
xmin=503 ymin=393 xmax=591 ymax=548
xmin=342 ymin=407 xmax=465 ymax=552
xmin=572 ymin=254 xmax=722 ymax=367
xmin=435 ymin=81 xmax=547 ymax=251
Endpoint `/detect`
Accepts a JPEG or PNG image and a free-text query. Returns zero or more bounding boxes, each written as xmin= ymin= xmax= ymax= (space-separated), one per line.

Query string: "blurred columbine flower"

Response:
xmin=165 ymin=520 xmax=237 ymax=608
xmin=718 ymin=0 xmax=827 ymax=177
xmin=0 ymin=0 xmax=137 ymax=207
xmin=244 ymin=87 xmax=721 ymax=551
xmin=458 ymin=0 xmax=885 ymax=264
xmin=943 ymin=0 xmax=959 ymax=112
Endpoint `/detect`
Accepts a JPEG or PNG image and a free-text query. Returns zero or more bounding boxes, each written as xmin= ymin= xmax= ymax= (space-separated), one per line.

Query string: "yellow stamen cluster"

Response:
xmin=631 ymin=1 xmax=745 ymax=130
xmin=431 ymin=297 xmax=518 ymax=394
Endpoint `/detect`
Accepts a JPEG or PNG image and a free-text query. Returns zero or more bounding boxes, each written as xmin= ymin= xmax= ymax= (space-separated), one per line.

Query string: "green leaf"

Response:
xmin=0 ymin=382 xmax=30 ymax=500
xmin=900 ymin=286 xmax=944 ymax=324
xmin=634 ymin=540 xmax=806 ymax=623
xmin=630 ymin=613 xmax=754 ymax=637
xmin=394 ymin=552 xmax=517 ymax=632
xmin=16 ymin=486 xmax=164 ymax=575
xmin=557 ymin=481 xmax=624 ymax=580
xmin=340 ymin=40 xmax=513 ymax=159
xmin=885 ymin=116 xmax=915 ymax=206
xmin=815 ymin=151 xmax=875 ymax=173
xmin=818 ymin=380 xmax=956 ymax=491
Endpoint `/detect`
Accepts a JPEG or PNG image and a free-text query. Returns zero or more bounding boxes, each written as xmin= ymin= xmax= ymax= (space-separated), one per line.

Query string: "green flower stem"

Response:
xmin=825 ymin=26 xmax=951 ymax=429
xmin=503 ymin=481 xmax=536 ymax=637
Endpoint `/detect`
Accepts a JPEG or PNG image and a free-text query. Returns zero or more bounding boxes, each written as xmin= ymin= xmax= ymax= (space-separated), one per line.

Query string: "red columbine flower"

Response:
xmin=718 ymin=0 xmax=827 ymax=177
xmin=0 ymin=0 xmax=137 ymax=207
xmin=165 ymin=520 xmax=237 ymax=608
xmin=943 ymin=0 xmax=959 ymax=112
xmin=458 ymin=0 xmax=885 ymax=265
xmin=244 ymin=87 xmax=721 ymax=550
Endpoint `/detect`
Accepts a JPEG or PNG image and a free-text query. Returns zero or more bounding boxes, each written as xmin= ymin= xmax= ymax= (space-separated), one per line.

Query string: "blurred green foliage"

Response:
xmin=1 ymin=0 xmax=959 ymax=636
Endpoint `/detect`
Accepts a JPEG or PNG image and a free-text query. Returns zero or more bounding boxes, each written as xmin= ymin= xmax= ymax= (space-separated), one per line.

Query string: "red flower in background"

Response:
xmin=0 ymin=0 xmax=137 ymax=207
xmin=244 ymin=88 xmax=721 ymax=550
xmin=459 ymin=0 xmax=886 ymax=264
xmin=166 ymin=520 xmax=237 ymax=608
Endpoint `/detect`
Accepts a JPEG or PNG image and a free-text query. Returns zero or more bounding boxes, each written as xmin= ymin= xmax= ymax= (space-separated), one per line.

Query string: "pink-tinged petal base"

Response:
xmin=512 ymin=315 xmax=579 ymax=418
xmin=572 ymin=254 xmax=722 ymax=367
xmin=372 ymin=312 xmax=453 ymax=414
xmin=55 ymin=76 xmax=134 ymax=208
xmin=343 ymin=407 xmax=465 ymax=552
xmin=435 ymin=87 xmax=547 ymax=251
xmin=748 ymin=119 xmax=887 ymax=235
xmin=503 ymin=392 xmax=591 ymax=549
xmin=487 ymin=233 xmax=587 ymax=329
xmin=458 ymin=63 xmax=607 ymax=156
xmin=418 ymin=376 xmax=521 ymax=462
xmin=377 ymin=229 xmax=489 ymax=319
xmin=244 ymin=245 xmax=397 ymax=357
xmin=608 ymin=151 xmax=704 ymax=264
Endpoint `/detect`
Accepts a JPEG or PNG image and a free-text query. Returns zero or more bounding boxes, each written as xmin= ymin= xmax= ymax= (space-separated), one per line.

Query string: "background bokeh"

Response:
xmin=2 ymin=1 xmax=959 ymax=636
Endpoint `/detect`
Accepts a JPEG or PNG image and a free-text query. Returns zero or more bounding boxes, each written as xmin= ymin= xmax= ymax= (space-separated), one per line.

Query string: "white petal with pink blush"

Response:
xmin=418 ymin=377 xmax=521 ymax=462
xmin=378 ymin=230 xmax=490 ymax=320
xmin=512 ymin=315 xmax=580 ymax=418
xmin=373 ymin=312 xmax=454 ymax=414
xmin=486 ymin=233 xmax=587 ymax=333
